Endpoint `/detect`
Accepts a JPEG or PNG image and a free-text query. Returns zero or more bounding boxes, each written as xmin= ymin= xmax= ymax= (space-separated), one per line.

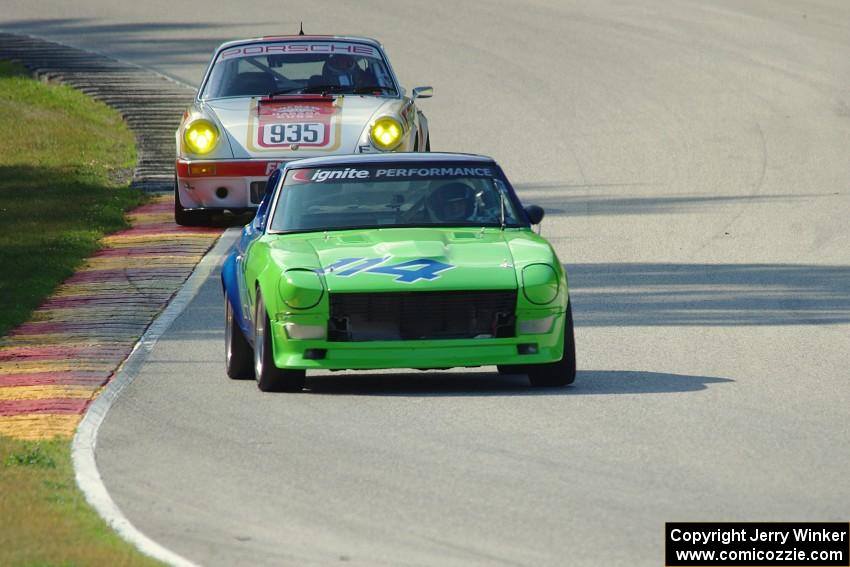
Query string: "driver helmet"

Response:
xmin=325 ymin=54 xmax=358 ymax=86
xmin=428 ymin=182 xmax=476 ymax=222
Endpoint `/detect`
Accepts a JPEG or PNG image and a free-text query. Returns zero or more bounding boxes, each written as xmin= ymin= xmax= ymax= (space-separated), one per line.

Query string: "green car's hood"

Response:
xmin=268 ymin=228 xmax=534 ymax=293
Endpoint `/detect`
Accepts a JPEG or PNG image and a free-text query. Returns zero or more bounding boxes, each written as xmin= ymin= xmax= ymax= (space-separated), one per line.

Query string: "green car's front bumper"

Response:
xmin=269 ymin=312 xmax=566 ymax=370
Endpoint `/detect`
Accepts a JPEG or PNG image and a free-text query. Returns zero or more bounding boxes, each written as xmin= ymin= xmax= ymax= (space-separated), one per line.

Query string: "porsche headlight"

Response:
xmin=183 ymin=119 xmax=219 ymax=154
xmin=522 ymin=264 xmax=559 ymax=305
xmin=278 ymin=269 xmax=324 ymax=310
xmin=370 ymin=117 xmax=403 ymax=151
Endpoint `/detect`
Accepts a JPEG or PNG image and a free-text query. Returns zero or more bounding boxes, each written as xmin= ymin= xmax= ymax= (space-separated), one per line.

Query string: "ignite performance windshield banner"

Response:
xmin=666 ymin=523 xmax=849 ymax=566
xmin=287 ymin=165 xmax=496 ymax=184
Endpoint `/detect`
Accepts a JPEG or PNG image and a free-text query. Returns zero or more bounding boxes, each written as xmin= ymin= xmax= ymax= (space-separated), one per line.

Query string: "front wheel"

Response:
xmin=253 ymin=291 xmax=305 ymax=392
xmin=225 ymin=296 xmax=253 ymax=379
xmin=527 ymin=301 xmax=577 ymax=387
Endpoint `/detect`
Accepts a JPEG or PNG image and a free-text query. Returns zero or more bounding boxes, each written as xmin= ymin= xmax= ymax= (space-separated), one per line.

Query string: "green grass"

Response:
xmin=0 ymin=437 xmax=163 ymax=567
xmin=0 ymin=61 xmax=162 ymax=566
xmin=0 ymin=60 xmax=144 ymax=337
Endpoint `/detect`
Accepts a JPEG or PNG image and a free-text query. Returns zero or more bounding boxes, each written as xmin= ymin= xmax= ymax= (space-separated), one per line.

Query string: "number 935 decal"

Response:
xmin=263 ymin=122 xmax=325 ymax=145
xmin=320 ymin=257 xmax=454 ymax=283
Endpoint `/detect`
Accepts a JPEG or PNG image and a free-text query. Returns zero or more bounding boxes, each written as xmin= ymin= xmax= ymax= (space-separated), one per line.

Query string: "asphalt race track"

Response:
xmin=3 ymin=2 xmax=849 ymax=565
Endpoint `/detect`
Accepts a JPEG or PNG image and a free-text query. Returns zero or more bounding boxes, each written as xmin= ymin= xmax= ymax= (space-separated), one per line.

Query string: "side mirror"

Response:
xmin=412 ymin=86 xmax=433 ymax=99
xmin=525 ymin=205 xmax=545 ymax=225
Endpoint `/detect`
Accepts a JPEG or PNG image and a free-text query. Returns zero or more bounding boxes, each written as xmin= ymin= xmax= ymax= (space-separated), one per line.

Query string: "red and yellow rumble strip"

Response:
xmin=0 ymin=196 xmax=222 ymax=440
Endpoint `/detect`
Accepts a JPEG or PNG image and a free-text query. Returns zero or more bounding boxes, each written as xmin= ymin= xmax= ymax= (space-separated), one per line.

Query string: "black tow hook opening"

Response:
xmin=303 ymin=348 xmax=327 ymax=360
xmin=517 ymin=343 xmax=538 ymax=355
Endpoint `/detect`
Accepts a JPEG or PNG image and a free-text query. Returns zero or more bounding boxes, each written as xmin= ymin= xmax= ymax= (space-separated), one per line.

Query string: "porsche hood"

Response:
xmin=203 ymin=95 xmax=402 ymax=159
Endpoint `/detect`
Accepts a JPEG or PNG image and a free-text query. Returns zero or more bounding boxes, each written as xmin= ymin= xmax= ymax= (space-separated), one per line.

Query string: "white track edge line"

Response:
xmin=72 ymin=228 xmax=240 ymax=567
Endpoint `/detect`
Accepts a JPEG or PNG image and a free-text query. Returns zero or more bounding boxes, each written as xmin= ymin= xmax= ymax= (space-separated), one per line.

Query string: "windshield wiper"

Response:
xmin=350 ymin=85 xmax=396 ymax=95
xmin=267 ymin=87 xmax=305 ymax=96
xmin=300 ymin=84 xmax=347 ymax=95
xmin=289 ymin=85 xmax=396 ymax=96
xmin=268 ymin=85 xmax=349 ymax=97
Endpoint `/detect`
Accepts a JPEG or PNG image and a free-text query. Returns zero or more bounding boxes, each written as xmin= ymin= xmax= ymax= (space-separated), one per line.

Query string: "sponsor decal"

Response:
xmin=312 ymin=168 xmax=370 ymax=182
xmin=219 ymin=42 xmax=379 ymax=60
xmin=319 ymin=256 xmax=455 ymax=283
xmin=257 ymin=99 xmax=338 ymax=148
xmin=269 ymin=105 xmax=322 ymax=119
xmin=249 ymin=98 xmax=343 ymax=152
xmin=375 ymin=167 xmax=493 ymax=178
xmin=289 ymin=169 xmax=313 ymax=183
xmin=298 ymin=166 xmax=495 ymax=183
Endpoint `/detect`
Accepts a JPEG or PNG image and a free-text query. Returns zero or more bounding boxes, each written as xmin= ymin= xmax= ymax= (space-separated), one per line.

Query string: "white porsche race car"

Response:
xmin=175 ymin=34 xmax=433 ymax=225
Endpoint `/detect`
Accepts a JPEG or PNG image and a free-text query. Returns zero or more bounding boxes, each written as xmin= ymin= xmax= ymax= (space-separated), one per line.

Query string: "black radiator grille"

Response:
xmin=328 ymin=290 xmax=516 ymax=342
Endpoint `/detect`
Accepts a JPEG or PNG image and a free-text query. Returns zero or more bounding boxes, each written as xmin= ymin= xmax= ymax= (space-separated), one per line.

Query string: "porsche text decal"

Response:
xmin=220 ymin=43 xmax=379 ymax=60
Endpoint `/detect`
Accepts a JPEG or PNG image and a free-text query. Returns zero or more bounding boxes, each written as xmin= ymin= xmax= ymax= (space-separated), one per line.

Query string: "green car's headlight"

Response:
xmin=279 ymin=269 xmax=324 ymax=310
xmin=370 ymin=116 xmax=403 ymax=151
xmin=522 ymin=264 xmax=559 ymax=305
xmin=183 ymin=119 xmax=219 ymax=154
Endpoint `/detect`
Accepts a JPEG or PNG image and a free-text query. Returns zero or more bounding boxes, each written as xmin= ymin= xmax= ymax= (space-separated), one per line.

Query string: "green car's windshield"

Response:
xmin=269 ymin=163 xmax=524 ymax=233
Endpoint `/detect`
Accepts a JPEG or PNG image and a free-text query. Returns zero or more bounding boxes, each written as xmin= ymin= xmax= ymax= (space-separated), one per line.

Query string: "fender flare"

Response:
xmin=221 ymin=253 xmax=246 ymax=328
xmin=417 ymin=111 xmax=430 ymax=149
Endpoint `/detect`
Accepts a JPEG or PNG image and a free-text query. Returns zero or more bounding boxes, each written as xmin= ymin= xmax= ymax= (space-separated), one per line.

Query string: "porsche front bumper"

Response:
xmin=175 ymin=159 xmax=285 ymax=210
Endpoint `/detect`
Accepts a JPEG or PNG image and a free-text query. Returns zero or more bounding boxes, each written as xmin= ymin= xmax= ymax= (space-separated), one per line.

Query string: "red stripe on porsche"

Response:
xmin=176 ymin=160 xmax=282 ymax=178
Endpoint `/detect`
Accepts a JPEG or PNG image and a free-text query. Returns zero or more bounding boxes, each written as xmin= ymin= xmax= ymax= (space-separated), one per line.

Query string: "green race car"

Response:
xmin=221 ymin=153 xmax=575 ymax=391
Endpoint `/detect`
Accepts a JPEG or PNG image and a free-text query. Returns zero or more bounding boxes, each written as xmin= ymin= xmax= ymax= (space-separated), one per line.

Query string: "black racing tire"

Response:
xmin=225 ymin=295 xmax=254 ymax=380
xmin=253 ymin=291 xmax=305 ymax=393
xmin=174 ymin=178 xmax=211 ymax=226
xmin=527 ymin=301 xmax=577 ymax=387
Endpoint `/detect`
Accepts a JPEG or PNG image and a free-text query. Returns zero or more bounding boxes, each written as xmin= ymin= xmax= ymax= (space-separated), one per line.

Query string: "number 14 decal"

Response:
xmin=321 ymin=257 xmax=454 ymax=283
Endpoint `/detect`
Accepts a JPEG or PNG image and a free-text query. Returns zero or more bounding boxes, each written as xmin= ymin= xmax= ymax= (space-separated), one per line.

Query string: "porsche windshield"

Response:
xmin=269 ymin=163 xmax=524 ymax=233
xmin=201 ymin=41 xmax=397 ymax=99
